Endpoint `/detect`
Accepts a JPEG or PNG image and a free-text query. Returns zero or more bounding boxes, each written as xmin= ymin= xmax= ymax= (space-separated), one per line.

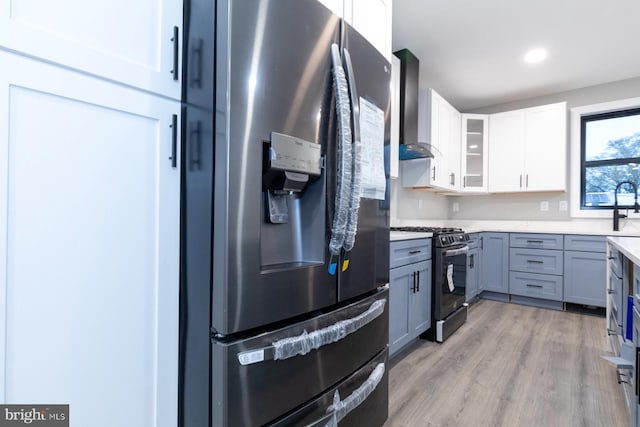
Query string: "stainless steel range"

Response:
xmin=391 ymin=227 xmax=469 ymax=342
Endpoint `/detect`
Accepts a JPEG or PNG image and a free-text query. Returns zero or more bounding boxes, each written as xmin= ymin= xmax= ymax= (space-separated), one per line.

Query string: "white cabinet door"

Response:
xmin=0 ymin=51 xmax=180 ymax=427
xmin=317 ymin=0 xmax=344 ymax=17
xmin=524 ymin=103 xmax=567 ymax=192
xmin=0 ymin=0 xmax=182 ymax=100
xmin=461 ymin=114 xmax=489 ymax=193
xmin=447 ymin=106 xmax=462 ymax=192
xmin=488 ymin=110 xmax=525 ymax=192
xmin=348 ymin=0 xmax=392 ymax=60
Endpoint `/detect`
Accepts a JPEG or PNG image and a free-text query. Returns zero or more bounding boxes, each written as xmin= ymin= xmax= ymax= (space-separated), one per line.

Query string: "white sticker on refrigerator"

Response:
xmin=447 ymin=264 xmax=455 ymax=292
xmin=358 ymin=97 xmax=386 ymax=200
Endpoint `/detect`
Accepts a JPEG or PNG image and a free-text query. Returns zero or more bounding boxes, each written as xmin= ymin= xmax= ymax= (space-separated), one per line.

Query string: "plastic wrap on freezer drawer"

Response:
xmin=328 ymin=43 xmax=353 ymax=257
xmin=324 ymin=363 xmax=386 ymax=427
xmin=272 ymin=299 xmax=386 ymax=361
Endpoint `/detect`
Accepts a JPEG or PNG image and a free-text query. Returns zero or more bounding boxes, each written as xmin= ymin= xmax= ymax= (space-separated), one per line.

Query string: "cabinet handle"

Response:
xmin=408 ymin=250 xmax=422 ymax=255
xmin=526 ymin=240 xmax=544 ymax=244
xmin=189 ymin=120 xmax=202 ymax=171
xmin=170 ymin=114 xmax=178 ymax=168
xmin=463 ymin=176 xmax=466 ymax=188
xmin=432 ymin=166 xmax=436 ymax=180
xmin=617 ymin=371 xmax=629 ymax=384
xmin=171 ymin=26 xmax=179 ymax=81
xmin=526 ymin=174 xmax=529 ymax=188
xmin=526 ymin=259 xmax=544 ymax=264
xmin=480 ymin=237 xmax=483 ymax=250
xmin=190 ymin=37 xmax=204 ymax=88
xmin=526 ymin=284 xmax=543 ymax=288
xmin=470 ymin=254 xmax=474 ymax=269
xmin=607 ymin=328 xmax=617 ymax=336
xmin=608 ymin=256 xmax=617 ymax=260
xmin=519 ymin=174 xmax=522 ymax=188
xmin=607 ymin=289 xmax=616 ymax=295
xmin=411 ymin=272 xmax=416 ymax=293
xmin=416 ymin=271 xmax=420 ymax=292
xmin=450 ymin=173 xmax=455 ymax=186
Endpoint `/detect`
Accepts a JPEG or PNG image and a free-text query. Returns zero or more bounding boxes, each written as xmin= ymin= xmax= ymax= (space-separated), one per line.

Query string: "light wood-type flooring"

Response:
xmin=385 ymin=299 xmax=628 ymax=427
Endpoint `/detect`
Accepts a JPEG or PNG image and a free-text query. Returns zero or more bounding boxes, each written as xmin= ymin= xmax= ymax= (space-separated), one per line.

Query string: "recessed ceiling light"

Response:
xmin=468 ymin=144 xmax=478 ymax=149
xmin=524 ymin=48 xmax=547 ymax=64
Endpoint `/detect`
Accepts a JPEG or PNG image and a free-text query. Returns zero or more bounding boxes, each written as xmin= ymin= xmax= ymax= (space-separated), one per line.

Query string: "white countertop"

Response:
xmin=390 ymin=219 xmax=640 ymax=237
xmin=390 ymin=231 xmax=433 ymax=241
xmin=607 ymin=236 xmax=640 ymax=266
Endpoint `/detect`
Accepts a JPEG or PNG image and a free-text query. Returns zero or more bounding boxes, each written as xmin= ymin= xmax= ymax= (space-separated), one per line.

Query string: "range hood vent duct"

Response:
xmin=393 ymin=48 xmax=434 ymax=160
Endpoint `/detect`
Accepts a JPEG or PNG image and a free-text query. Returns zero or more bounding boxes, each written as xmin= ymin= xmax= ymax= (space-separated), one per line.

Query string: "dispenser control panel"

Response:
xmin=269 ymin=132 xmax=321 ymax=176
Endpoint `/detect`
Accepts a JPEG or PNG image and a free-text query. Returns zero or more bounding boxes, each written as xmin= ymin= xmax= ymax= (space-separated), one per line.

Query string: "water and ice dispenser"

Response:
xmin=261 ymin=132 xmax=325 ymax=270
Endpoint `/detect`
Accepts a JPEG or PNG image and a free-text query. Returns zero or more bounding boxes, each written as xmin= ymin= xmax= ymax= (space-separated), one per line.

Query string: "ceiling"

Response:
xmin=392 ymin=0 xmax=640 ymax=111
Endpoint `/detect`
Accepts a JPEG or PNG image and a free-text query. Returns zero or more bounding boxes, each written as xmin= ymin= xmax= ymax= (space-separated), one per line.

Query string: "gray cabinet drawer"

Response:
xmin=390 ymin=239 xmax=431 ymax=269
xmin=510 ymin=233 xmax=563 ymax=250
xmin=564 ymin=234 xmax=606 ymax=252
xmin=608 ymin=244 xmax=622 ymax=279
xmin=509 ymin=271 xmax=563 ymax=301
xmin=509 ymin=248 xmax=563 ymax=275
xmin=467 ymin=233 xmax=479 ymax=249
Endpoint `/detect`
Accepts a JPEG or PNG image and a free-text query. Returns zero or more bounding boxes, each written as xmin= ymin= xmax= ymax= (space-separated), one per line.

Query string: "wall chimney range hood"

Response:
xmin=393 ymin=48 xmax=434 ymax=160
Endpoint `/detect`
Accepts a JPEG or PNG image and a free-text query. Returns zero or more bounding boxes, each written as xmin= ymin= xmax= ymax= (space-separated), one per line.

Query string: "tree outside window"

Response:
xmin=581 ymin=108 xmax=640 ymax=209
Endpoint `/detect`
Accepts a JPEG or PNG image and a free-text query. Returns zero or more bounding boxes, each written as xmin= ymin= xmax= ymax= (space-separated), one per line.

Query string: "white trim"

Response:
xmin=570 ymin=97 xmax=640 ymax=218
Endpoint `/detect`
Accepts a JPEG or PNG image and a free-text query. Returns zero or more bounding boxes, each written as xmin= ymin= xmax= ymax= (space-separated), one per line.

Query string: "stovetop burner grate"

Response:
xmin=390 ymin=226 xmax=463 ymax=234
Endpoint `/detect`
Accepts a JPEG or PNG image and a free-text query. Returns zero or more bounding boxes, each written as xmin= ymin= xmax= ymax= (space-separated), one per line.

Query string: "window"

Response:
xmin=581 ymin=108 xmax=640 ymax=209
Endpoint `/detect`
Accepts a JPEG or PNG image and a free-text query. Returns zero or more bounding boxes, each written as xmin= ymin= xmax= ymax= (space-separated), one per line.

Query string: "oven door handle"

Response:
xmin=443 ymin=246 xmax=468 ymax=257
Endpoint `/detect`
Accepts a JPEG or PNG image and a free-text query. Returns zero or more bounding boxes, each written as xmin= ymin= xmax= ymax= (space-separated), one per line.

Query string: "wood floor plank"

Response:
xmin=385 ymin=299 xmax=629 ymax=427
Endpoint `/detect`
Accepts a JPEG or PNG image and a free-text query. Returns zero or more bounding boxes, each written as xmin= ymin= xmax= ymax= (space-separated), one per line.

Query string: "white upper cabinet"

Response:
xmin=318 ymin=0 xmax=393 ymax=60
xmin=523 ymin=103 xmax=567 ymax=192
xmin=488 ymin=102 xmax=567 ymax=193
xmin=402 ymin=89 xmax=460 ymax=190
xmin=488 ymin=110 xmax=526 ymax=192
xmin=317 ymin=0 xmax=345 ymax=18
xmin=0 ymin=51 xmax=180 ymax=426
xmin=347 ymin=0 xmax=392 ymax=60
xmin=0 ymin=0 xmax=183 ymax=100
xmin=460 ymin=114 xmax=489 ymax=193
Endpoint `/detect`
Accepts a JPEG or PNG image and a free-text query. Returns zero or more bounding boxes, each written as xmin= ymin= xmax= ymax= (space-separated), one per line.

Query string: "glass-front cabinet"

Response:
xmin=461 ymin=114 xmax=488 ymax=193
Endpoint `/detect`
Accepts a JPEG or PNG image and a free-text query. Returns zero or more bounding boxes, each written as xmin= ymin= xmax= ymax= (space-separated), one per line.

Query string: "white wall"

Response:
xmin=447 ymin=76 xmax=640 ymax=221
xmin=390 ymin=177 xmax=448 ymax=224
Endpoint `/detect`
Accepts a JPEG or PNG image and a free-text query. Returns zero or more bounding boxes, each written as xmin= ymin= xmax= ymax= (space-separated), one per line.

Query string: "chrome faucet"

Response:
xmin=613 ymin=180 xmax=639 ymax=231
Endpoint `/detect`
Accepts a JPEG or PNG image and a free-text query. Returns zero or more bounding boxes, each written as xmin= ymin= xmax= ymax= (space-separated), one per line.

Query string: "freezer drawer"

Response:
xmin=212 ymin=289 xmax=389 ymax=426
xmin=269 ymin=348 xmax=389 ymax=427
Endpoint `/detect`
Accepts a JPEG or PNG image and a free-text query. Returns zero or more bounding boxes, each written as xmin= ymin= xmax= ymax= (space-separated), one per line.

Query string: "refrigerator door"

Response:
xmin=338 ymin=24 xmax=391 ymax=302
xmin=268 ymin=348 xmax=389 ymax=427
xmin=214 ymin=0 xmax=341 ymax=335
xmin=211 ymin=289 xmax=389 ymax=426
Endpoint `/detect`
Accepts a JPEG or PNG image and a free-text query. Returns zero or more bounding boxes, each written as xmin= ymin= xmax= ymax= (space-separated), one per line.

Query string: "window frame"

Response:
xmin=570 ymin=97 xmax=640 ymax=218
xmin=580 ymin=107 xmax=640 ymax=210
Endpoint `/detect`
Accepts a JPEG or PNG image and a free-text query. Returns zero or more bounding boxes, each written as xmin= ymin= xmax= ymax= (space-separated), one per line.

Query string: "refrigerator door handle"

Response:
xmin=328 ymin=44 xmax=353 ymax=273
xmin=323 ymin=363 xmax=386 ymax=426
xmin=237 ymin=299 xmax=386 ymax=366
xmin=340 ymin=48 xmax=362 ymax=255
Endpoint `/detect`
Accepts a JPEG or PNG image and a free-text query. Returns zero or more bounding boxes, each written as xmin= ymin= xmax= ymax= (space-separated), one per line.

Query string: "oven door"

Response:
xmin=435 ymin=245 xmax=468 ymax=320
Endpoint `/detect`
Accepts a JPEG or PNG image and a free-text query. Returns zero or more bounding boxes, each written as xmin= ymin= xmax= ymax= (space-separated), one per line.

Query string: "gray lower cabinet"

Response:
xmin=389 ymin=239 xmax=432 ymax=357
xmin=479 ymin=232 xmax=509 ymax=294
xmin=466 ymin=233 xmax=480 ymax=301
xmin=564 ymin=251 xmax=606 ymax=307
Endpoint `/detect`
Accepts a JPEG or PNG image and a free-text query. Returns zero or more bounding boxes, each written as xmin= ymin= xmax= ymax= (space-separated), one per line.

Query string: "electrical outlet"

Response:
xmin=559 ymin=200 xmax=568 ymax=211
xmin=540 ymin=201 xmax=549 ymax=211
xmin=452 ymin=202 xmax=459 ymax=212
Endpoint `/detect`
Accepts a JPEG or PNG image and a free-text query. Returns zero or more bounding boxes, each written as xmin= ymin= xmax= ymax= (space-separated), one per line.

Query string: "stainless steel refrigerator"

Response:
xmin=180 ymin=1 xmax=391 ymax=425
